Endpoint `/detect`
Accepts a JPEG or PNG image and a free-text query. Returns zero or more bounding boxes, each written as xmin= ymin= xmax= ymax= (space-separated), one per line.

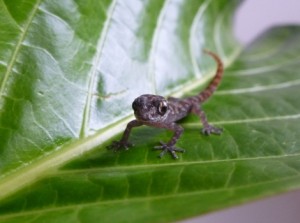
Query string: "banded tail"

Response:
xmin=195 ymin=50 xmax=224 ymax=103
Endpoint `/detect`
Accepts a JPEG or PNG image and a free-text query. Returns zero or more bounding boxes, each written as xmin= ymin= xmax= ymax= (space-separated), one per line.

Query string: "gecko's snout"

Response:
xmin=132 ymin=96 xmax=144 ymax=112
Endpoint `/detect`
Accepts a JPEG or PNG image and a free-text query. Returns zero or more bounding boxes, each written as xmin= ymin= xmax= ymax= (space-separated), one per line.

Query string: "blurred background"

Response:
xmin=183 ymin=0 xmax=300 ymax=222
xmin=235 ymin=0 xmax=300 ymax=45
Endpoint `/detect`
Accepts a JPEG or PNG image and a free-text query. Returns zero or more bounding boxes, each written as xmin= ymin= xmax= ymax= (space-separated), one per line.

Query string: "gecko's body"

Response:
xmin=108 ymin=50 xmax=223 ymax=159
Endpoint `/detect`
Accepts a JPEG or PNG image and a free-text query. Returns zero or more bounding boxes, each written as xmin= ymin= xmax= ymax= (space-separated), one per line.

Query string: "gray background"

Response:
xmin=235 ymin=0 xmax=300 ymax=45
xmin=182 ymin=0 xmax=300 ymax=222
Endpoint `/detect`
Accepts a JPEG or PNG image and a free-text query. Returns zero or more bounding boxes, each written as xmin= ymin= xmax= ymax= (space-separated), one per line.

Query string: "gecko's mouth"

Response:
xmin=133 ymin=109 xmax=151 ymax=121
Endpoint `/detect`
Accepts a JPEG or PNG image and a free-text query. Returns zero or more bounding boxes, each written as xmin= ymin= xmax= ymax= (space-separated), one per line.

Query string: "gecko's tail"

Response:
xmin=196 ymin=50 xmax=224 ymax=103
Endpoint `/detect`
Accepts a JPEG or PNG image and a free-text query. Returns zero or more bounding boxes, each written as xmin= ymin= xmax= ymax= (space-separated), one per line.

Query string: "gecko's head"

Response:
xmin=132 ymin=94 xmax=168 ymax=122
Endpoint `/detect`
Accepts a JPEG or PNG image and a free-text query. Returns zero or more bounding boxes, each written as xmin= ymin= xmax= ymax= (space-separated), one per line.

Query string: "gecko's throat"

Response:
xmin=132 ymin=94 xmax=168 ymax=122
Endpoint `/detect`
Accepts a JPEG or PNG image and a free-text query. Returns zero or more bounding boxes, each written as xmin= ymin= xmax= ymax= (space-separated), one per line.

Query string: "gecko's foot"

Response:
xmin=107 ymin=141 xmax=133 ymax=151
xmin=202 ymin=125 xmax=223 ymax=135
xmin=154 ymin=141 xmax=185 ymax=159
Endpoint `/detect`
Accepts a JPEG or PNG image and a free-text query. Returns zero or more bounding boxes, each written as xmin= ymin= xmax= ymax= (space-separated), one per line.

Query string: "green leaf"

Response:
xmin=0 ymin=0 xmax=239 ymax=196
xmin=1 ymin=0 xmax=300 ymax=222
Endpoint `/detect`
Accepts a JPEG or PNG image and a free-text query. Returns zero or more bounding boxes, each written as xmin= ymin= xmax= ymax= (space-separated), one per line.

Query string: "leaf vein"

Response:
xmin=0 ymin=0 xmax=41 ymax=101
xmin=148 ymin=0 xmax=172 ymax=94
xmin=185 ymin=114 xmax=300 ymax=126
xmin=79 ymin=0 xmax=118 ymax=138
xmin=1 ymin=173 xmax=299 ymax=220
xmin=189 ymin=0 xmax=212 ymax=78
xmin=214 ymin=3 xmax=226 ymax=58
xmin=229 ymin=55 xmax=300 ymax=76
xmin=224 ymin=163 xmax=236 ymax=188
xmin=48 ymin=105 xmax=77 ymax=137
xmin=56 ymin=153 xmax=300 ymax=175
xmin=216 ymin=79 xmax=300 ymax=95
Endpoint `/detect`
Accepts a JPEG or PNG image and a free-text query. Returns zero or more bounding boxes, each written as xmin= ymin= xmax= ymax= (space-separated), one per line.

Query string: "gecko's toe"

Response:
xmin=202 ymin=125 xmax=223 ymax=135
xmin=154 ymin=142 xmax=185 ymax=159
xmin=107 ymin=141 xmax=133 ymax=151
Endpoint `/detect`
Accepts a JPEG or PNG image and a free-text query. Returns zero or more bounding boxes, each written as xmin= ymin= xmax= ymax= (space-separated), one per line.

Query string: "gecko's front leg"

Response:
xmin=153 ymin=123 xmax=185 ymax=159
xmin=107 ymin=120 xmax=143 ymax=151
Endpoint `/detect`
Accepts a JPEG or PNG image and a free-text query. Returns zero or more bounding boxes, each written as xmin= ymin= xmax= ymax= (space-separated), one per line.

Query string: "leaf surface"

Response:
xmin=0 ymin=0 xmax=238 ymax=195
xmin=1 ymin=0 xmax=300 ymax=222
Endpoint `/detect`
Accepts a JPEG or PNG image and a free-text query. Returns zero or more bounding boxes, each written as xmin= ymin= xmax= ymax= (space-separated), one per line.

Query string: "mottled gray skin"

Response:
xmin=108 ymin=50 xmax=223 ymax=159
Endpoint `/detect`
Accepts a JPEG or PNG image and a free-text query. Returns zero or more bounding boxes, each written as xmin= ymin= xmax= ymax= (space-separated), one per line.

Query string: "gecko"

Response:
xmin=108 ymin=50 xmax=223 ymax=159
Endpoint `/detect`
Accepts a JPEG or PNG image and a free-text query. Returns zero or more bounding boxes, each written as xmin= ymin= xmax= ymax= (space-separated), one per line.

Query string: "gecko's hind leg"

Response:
xmin=192 ymin=104 xmax=223 ymax=136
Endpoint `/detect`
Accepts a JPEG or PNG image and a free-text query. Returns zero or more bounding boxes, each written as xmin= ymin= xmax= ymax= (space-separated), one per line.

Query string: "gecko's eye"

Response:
xmin=158 ymin=100 xmax=168 ymax=115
